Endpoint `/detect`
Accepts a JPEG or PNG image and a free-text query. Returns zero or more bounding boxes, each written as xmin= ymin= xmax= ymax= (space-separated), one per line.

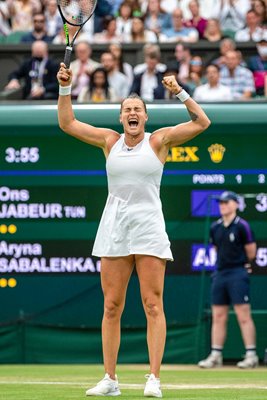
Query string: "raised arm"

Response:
xmin=57 ymin=63 xmax=119 ymax=156
xmin=152 ymin=75 xmax=211 ymax=154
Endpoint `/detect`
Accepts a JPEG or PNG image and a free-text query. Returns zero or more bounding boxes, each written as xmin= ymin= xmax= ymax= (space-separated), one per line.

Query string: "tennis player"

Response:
xmin=57 ymin=62 xmax=211 ymax=397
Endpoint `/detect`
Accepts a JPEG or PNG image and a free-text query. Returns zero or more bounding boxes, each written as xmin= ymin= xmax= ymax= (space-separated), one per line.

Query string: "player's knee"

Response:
xmin=143 ymin=297 xmax=163 ymax=318
xmin=104 ymin=300 xmax=123 ymax=320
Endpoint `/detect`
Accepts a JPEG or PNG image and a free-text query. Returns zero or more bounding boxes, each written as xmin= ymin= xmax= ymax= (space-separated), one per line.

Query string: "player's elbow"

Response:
xmin=58 ymin=118 xmax=75 ymax=134
xmin=201 ymin=116 xmax=211 ymax=130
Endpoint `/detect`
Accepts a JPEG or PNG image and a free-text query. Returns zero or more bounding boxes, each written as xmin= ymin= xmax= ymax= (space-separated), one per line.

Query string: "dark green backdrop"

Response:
xmin=0 ymin=103 xmax=266 ymax=363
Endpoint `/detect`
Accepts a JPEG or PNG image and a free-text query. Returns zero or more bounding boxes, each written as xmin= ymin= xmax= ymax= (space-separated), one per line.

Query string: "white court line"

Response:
xmin=0 ymin=382 xmax=266 ymax=390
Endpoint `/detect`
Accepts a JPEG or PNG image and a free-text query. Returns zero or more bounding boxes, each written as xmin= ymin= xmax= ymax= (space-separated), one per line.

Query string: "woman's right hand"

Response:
xmin=57 ymin=62 xmax=72 ymax=86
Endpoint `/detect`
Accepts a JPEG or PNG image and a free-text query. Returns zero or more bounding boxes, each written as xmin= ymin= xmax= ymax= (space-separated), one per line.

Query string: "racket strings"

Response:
xmin=58 ymin=0 xmax=96 ymax=25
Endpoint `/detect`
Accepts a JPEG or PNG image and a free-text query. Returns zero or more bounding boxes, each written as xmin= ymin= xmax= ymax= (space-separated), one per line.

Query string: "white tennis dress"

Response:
xmin=92 ymin=132 xmax=173 ymax=260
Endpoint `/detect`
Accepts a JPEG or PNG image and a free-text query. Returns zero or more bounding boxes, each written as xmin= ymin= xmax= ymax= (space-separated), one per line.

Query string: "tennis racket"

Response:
xmin=57 ymin=0 xmax=98 ymax=68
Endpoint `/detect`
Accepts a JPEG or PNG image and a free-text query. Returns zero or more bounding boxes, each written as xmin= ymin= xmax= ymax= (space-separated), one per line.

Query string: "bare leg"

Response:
xmin=211 ymin=305 xmax=229 ymax=347
xmin=135 ymin=255 xmax=166 ymax=378
xmin=101 ymin=256 xmax=134 ymax=379
xmin=234 ymin=304 xmax=256 ymax=347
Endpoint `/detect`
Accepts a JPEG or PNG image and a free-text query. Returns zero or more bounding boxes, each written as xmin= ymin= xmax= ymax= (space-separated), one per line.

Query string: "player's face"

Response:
xmin=120 ymin=99 xmax=148 ymax=136
xmin=219 ymin=200 xmax=238 ymax=216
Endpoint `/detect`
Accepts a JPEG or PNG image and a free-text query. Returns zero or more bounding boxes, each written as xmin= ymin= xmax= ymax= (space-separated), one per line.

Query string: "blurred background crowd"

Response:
xmin=1 ymin=0 xmax=267 ymax=101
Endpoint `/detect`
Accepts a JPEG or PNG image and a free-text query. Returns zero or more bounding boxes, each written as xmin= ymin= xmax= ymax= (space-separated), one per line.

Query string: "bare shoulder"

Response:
xmin=104 ymin=129 xmax=121 ymax=157
xmin=150 ymin=127 xmax=171 ymax=149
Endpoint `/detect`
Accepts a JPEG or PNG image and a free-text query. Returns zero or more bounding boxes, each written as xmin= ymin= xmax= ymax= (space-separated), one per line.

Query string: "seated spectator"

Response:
xmin=0 ymin=2 xmax=11 ymax=36
xmin=248 ymin=39 xmax=267 ymax=95
xmin=184 ymin=0 xmax=207 ymax=39
xmin=101 ymin=51 xmax=129 ymax=100
xmin=77 ymin=67 xmax=118 ymax=103
xmin=133 ymin=43 xmax=166 ymax=74
xmin=20 ymin=12 xmax=54 ymax=42
xmin=4 ymin=40 xmax=58 ymax=99
xmin=184 ymin=55 xmax=206 ymax=95
xmin=235 ymin=9 xmax=267 ymax=41
xmin=212 ymin=37 xmax=236 ymax=67
xmin=124 ymin=15 xmax=158 ymax=42
xmin=7 ymin=0 xmax=41 ymax=32
xmin=252 ymin=0 xmax=267 ymax=26
xmin=144 ymin=0 xmax=171 ymax=37
xmin=44 ymin=0 xmax=62 ymax=37
xmin=93 ymin=16 xmax=122 ymax=43
xmin=70 ymin=41 xmax=100 ymax=100
xmin=130 ymin=47 xmax=165 ymax=100
xmin=203 ymin=18 xmax=224 ymax=42
xmin=159 ymin=8 xmax=199 ymax=43
xmin=172 ymin=43 xmax=192 ymax=84
xmin=193 ymin=64 xmax=233 ymax=101
xmin=212 ymin=0 xmax=251 ymax=34
xmin=109 ymin=42 xmax=134 ymax=86
xmin=116 ymin=1 xmax=133 ymax=36
xmin=52 ymin=23 xmax=80 ymax=44
xmin=220 ymin=50 xmax=255 ymax=98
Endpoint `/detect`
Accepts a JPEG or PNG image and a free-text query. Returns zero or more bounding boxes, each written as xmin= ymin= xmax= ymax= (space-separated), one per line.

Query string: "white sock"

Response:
xmin=246 ymin=347 xmax=256 ymax=357
xmin=211 ymin=346 xmax=223 ymax=357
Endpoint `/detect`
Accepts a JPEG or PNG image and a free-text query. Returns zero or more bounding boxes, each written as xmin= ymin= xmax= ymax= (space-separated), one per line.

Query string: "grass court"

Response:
xmin=0 ymin=364 xmax=266 ymax=399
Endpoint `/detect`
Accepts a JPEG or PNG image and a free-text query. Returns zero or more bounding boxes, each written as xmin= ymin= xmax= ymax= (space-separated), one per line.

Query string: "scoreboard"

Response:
xmin=0 ymin=103 xmax=267 ymax=278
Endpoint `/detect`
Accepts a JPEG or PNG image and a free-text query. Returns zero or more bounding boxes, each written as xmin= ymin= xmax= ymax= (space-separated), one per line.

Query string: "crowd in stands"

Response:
xmin=1 ymin=0 xmax=267 ymax=100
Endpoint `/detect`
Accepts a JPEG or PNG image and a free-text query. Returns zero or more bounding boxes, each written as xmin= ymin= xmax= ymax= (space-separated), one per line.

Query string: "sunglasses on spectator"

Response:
xmin=190 ymin=60 xmax=202 ymax=66
xmin=34 ymin=19 xmax=45 ymax=23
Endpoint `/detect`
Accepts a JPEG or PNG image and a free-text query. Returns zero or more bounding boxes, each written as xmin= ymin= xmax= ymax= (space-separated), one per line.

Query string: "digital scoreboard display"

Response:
xmin=0 ymin=104 xmax=266 ymax=276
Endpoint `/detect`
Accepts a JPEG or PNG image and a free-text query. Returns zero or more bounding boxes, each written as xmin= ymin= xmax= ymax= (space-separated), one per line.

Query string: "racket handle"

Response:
xmin=64 ymin=46 xmax=73 ymax=68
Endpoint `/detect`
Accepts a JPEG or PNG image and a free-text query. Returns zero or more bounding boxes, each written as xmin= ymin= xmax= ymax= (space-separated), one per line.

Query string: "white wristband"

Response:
xmin=59 ymin=85 xmax=72 ymax=96
xmin=176 ymin=89 xmax=190 ymax=102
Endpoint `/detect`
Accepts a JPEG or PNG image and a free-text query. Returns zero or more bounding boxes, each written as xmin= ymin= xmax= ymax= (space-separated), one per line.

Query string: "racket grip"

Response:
xmin=64 ymin=46 xmax=73 ymax=68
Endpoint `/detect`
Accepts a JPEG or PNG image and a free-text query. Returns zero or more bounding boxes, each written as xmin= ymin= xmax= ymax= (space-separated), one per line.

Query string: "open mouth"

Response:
xmin=128 ymin=119 xmax=138 ymax=128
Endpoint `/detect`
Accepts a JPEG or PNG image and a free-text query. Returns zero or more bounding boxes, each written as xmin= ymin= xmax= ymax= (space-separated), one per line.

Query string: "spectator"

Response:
xmin=203 ymin=18 xmax=224 ymax=42
xmin=252 ymin=0 xmax=267 ymax=26
xmin=212 ymin=38 xmax=236 ymax=67
xmin=5 ymin=40 xmax=58 ymax=99
xmin=159 ymin=8 xmax=199 ymax=43
xmin=93 ymin=16 xmax=122 ymax=43
xmin=184 ymin=0 xmax=207 ymax=39
xmin=235 ymin=9 xmax=267 ymax=41
xmin=144 ymin=0 xmax=171 ymax=37
xmin=211 ymin=0 xmax=250 ymax=34
xmin=101 ymin=51 xmax=129 ymax=100
xmin=20 ymin=12 xmax=54 ymax=42
xmin=184 ymin=55 xmax=206 ymax=95
xmin=130 ymin=47 xmax=165 ymax=100
xmin=109 ymin=42 xmax=134 ymax=87
xmin=220 ymin=50 xmax=255 ymax=99
xmin=44 ymin=0 xmax=61 ymax=37
xmin=125 ymin=15 xmax=158 ymax=42
xmin=193 ymin=64 xmax=233 ymax=101
xmin=116 ymin=1 xmax=133 ymax=36
xmin=171 ymin=43 xmax=192 ymax=84
xmin=248 ymin=39 xmax=267 ymax=95
xmin=133 ymin=43 xmax=166 ymax=74
xmin=70 ymin=41 xmax=100 ymax=100
xmin=77 ymin=67 xmax=118 ymax=103
xmin=7 ymin=0 xmax=41 ymax=32
xmin=0 ymin=2 xmax=11 ymax=36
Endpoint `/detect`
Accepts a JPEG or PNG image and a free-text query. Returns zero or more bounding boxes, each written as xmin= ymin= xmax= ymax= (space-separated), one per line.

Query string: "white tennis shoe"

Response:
xmin=237 ymin=354 xmax=259 ymax=369
xmin=86 ymin=373 xmax=121 ymax=396
xmin=198 ymin=353 xmax=223 ymax=368
xmin=144 ymin=373 xmax=162 ymax=398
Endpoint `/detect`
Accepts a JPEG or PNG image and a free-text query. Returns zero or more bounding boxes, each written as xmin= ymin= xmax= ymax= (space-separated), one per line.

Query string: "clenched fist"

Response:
xmin=57 ymin=62 xmax=72 ymax=86
xmin=162 ymin=75 xmax=181 ymax=95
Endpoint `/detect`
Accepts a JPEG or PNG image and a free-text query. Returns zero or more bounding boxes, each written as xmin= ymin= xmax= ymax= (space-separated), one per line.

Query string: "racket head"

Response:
xmin=57 ymin=0 xmax=97 ymax=26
